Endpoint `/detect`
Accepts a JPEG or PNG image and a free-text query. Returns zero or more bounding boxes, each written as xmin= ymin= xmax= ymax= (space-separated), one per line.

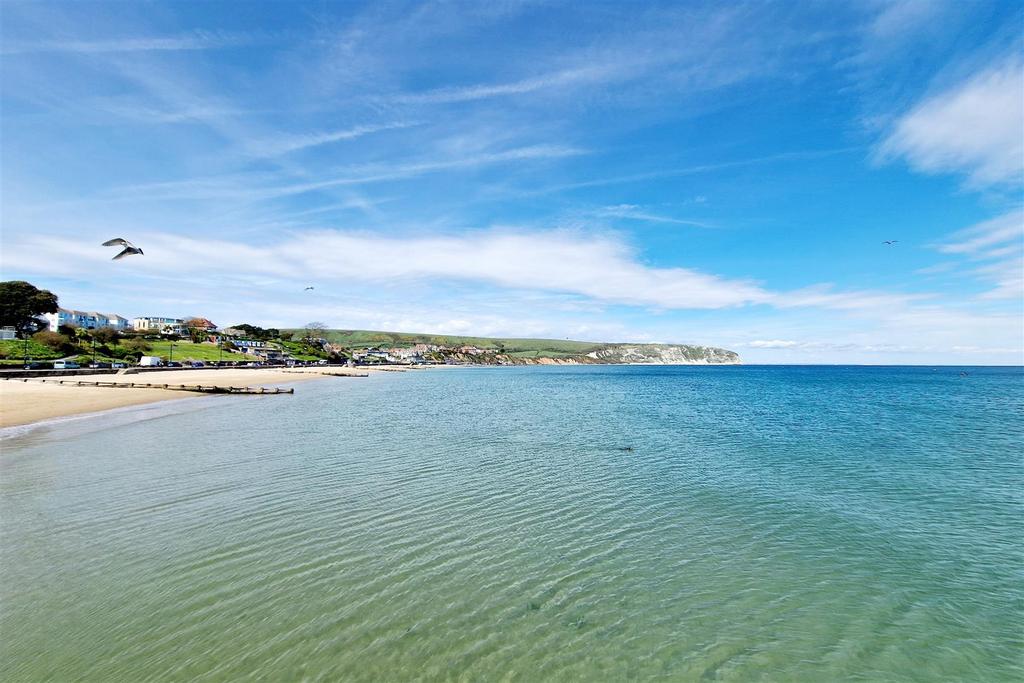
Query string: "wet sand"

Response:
xmin=0 ymin=367 xmax=375 ymax=429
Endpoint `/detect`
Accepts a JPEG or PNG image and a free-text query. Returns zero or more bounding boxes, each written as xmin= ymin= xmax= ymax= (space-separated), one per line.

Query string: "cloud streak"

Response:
xmin=243 ymin=122 xmax=419 ymax=158
xmin=390 ymin=65 xmax=627 ymax=104
xmin=594 ymin=205 xmax=712 ymax=228
xmin=110 ymin=144 xmax=587 ymax=202
xmin=1 ymin=31 xmax=258 ymax=55
xmin=937 ymin=209 xmax=1024 ymax=300
xmin=880 ymin=55 xmax=1024 ymax=186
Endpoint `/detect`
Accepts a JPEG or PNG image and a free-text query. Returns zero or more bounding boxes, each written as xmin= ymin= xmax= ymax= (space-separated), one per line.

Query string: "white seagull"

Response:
xmin=102 ymin=238 xmax=144 ymax=260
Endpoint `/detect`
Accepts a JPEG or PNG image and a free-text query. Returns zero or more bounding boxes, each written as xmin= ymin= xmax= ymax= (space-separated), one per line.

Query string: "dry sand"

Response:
xmin=0 ymin=367 xmax=376 ymax=429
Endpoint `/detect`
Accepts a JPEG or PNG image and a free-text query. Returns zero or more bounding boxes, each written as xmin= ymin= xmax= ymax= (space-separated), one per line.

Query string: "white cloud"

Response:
xmin=746 ymin=340 xmax=801 ymax=349
xmin=0 ymin=227 xmax=958 ymax=317
xmin=880 ymin=55 xmax=1024 ymax=185
xmin=2 ymin=229 xmax=769 ymax=309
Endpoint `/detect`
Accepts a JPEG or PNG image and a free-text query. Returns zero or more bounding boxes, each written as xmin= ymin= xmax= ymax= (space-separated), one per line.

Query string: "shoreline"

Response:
xmin=0 ymin=367 xmax=384 ymax=430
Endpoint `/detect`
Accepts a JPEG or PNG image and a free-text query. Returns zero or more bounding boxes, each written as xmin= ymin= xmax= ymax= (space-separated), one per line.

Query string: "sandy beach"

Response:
xmin=0 ymin=367 xmax=376 ymax=429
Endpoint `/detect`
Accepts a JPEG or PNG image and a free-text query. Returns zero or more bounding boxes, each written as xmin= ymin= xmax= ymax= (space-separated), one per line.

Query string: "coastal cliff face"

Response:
xmin=584 ymin=344 xmax=740 ymax=365
xmin=472 ymin=344 xmax=740 ymax=366
xmin=313 ymin=329 xmax=740 ymax=366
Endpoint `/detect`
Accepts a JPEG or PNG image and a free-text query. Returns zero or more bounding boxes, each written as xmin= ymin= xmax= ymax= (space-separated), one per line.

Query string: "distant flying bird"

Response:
xmin=883 ymin=240 xmax=898 ymax=245
xmin=102 ymin=238 xmax=143 ymax=260
xmin=304 ymin=286 xmax=315 ymax=291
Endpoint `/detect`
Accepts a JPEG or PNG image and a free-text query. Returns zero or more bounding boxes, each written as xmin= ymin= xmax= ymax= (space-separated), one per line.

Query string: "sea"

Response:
xmin=1 ymin=365 xmax=1021 ymax=681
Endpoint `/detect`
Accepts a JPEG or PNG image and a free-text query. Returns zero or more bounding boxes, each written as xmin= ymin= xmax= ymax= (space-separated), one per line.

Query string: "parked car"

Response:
xmin=88 ymin=362 xmax=112 ymax=369
xmin=189 ymin=361 xmax=205 ymax=368
xmin=53 ymin=360 xmax=80 ymax=370
xmin=139 ymin=356 xmax=163 ymax=367
xmin=166 ymin=361 xmax=183 ymax=368
xmin=111 ymin=362 xmax=126 ymax=369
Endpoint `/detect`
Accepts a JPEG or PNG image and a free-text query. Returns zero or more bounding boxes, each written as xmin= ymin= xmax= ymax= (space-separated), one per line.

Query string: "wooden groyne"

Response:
xmin=3 ymin=377 xmax=293 ymax=395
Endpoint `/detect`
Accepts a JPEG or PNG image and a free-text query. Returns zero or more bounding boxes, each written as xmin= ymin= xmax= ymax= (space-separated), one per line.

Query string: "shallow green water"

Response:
xmin=2 ymin=366 xmax=1022 ymax=681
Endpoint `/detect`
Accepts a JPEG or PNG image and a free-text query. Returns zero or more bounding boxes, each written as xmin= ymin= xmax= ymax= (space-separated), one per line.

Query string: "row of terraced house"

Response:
xmin=42 ymin=309 xmax=215 ymax=336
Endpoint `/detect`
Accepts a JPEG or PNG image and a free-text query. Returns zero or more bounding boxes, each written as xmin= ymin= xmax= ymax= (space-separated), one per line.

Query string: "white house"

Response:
xmin=132 ymin=316 xmax=188 ymax=335
xmin=44 ymin=308 xmax=133 ymax=332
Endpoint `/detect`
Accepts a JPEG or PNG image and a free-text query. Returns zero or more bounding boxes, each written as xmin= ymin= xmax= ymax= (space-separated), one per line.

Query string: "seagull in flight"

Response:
xmin=883 ymin=240 xmax=899 ymax=245
xmin=102 ymin=238 xmax=144 ymax=260
xmin=304 ymin=286 xmax=315 ymax=291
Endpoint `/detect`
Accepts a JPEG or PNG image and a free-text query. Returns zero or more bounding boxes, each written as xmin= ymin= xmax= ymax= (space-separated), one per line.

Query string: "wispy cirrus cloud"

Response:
xmin=110 ymin=144 xmax=587 ymax=202
xmin=880 ymin=55 xmax=1024 ymax=186
xmin=938 ymin=210 xmax=1024 ymax=256
xmin=390 ymin=64 xmax=627 ymax=104
xmin=243 ymin=121 xmax=419 ymax=157
xmin=516 ymin=148 xmax=860 ymax=197
xmin=0 ymin=30 xmax=259 ymax=55
xmin=937 ymin=209 xmax=1024 ymax=300
xmin=594 ymin=205 xmax=712 ymax=228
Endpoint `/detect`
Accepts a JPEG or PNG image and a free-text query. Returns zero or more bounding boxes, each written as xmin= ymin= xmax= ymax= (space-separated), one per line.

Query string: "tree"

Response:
xmin=92 ymin=327 xmax=120 ymax=345
xmin=0 ymin=281 xmax=58 ymax=338
xmin=228 ymin=323 xmax=277 ymax=341
xmin=32 ymin=331 xmax=75 ymax=355
xmin=304 ymin=321 xmax=327 ymax=341
xmin=122 ymin=338 xmax=152 ymax=354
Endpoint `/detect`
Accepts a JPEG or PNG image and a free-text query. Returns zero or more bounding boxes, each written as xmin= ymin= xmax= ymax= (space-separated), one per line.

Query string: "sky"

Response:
xmin=1 ymin=0 xmax=1022 ymax=364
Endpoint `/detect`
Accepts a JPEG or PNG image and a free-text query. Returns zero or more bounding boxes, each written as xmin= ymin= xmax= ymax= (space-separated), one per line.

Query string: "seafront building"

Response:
xmin=132 ymin=316 xmax=189 ymax=335
xmin=186 ymin=318 xmax=218 ymax=331
xmin=44 ymin=308 xmax=133 ymax=332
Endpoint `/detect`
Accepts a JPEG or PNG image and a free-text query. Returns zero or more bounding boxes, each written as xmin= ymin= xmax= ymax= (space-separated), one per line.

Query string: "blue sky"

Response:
xmin=1 ymin=0 xmax=1021 ymax=364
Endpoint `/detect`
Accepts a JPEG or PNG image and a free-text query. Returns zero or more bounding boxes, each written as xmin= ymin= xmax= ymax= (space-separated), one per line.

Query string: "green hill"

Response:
xmin=301 ymin=329 xmax=603 ymax=357
xmin=293 ymin=329 xmax=740 ymax=364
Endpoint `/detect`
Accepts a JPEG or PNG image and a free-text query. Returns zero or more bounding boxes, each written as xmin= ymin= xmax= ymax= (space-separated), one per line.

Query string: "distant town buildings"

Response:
xmin=44 ymin=308 xmax=132 ymax=332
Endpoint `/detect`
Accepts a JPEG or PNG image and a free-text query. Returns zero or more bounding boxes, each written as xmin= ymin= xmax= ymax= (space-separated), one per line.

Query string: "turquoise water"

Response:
xmin=1 ymin=366 xmax=1022 ymax=681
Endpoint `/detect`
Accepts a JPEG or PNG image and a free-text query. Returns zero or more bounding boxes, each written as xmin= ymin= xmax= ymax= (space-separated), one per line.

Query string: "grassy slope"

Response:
xmin=304 ymin=329 xmax=606 ymax=356
xmin=0 ymin=339 xmax=64 ymax=364
xmin=146 ymin=341 xmax=258 ymax=361
xmin=0 ymin=339 xmax=261 ymax=365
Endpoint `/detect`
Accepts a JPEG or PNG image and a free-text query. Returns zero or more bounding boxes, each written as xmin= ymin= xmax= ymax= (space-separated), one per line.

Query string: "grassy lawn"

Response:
xmin=0 ymin=339 xmax=63 ymax=364
xmin=145 ymin=341 xmax=258 ymax=361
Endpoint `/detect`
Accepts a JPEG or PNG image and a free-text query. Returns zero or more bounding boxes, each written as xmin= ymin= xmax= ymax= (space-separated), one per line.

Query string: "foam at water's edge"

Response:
xmin=0 ymin=394 xmax=225 ymax=445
